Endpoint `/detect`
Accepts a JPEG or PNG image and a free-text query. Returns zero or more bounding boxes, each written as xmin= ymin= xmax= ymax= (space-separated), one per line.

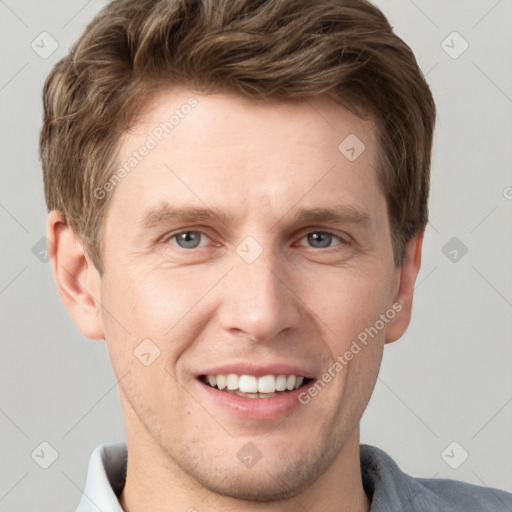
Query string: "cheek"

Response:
xmin=313 ymin=270 xmax=391 ymax=425
xmin=99 ymin=265 xmax=225 ymax=363
xmin=309 ymin=265 xmax=395 ymax=346
xmin=102 ymin=265 xmax=198 ymax=330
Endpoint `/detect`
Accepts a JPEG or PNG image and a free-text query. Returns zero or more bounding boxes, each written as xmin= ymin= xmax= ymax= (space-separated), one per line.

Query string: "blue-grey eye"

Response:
xmin=305 ymin=232 xmax=336 ymax=248
xmin=173 ymin=231 xmax=203 ymax=249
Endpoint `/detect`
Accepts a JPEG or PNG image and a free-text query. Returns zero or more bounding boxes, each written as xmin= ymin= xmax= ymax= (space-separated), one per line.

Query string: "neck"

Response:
xmin=119 ymin=426 xmax=370 ymax=512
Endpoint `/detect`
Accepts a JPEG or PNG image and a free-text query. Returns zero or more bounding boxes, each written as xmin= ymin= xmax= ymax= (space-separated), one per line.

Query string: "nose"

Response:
xmin=218 ymin=244 xmax=303 ymax=343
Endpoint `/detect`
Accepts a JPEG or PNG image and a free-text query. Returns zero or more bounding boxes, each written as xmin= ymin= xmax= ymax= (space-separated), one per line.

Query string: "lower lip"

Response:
xmin=195 ymin=379 xmax=309 ymax=420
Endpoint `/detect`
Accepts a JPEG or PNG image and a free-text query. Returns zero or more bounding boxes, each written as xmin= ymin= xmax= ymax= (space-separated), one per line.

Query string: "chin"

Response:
xmin=188 ymin=450 xmax=332 ymax=503
xmin=205 ymin=469 xmax=309 ymax=501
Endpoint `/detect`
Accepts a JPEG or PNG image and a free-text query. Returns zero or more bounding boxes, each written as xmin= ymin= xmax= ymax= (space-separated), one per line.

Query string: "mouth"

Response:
xmin=194 ymin=363 xmax=317 ymax=419
xmin=198 ymin=373 xmax=312 ymax=399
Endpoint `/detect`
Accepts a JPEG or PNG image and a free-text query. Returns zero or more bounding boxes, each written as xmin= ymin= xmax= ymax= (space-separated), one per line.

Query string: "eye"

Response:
xmin=169 ymin=231 xmax=209 ymax=249
xmin=298 ymin=231 xmax=344 ymax=249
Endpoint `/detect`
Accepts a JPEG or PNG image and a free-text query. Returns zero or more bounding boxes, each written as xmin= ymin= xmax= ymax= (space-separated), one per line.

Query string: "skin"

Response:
xmin=48 ymin=90 xmax=423 ymax=512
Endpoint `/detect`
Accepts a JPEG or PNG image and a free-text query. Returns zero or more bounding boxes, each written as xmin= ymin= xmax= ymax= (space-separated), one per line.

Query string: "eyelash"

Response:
xmin=165 ymin=229 xmax=348 ymax=251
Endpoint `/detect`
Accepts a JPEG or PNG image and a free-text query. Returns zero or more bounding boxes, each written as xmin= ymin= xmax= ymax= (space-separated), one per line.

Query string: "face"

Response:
xmin=87 ymin=90 xmax=408 ymax=500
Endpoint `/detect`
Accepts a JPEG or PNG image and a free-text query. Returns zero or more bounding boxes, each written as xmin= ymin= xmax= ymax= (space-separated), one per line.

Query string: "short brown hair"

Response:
xmin=40 ymin=0 xmax=436 ymax=272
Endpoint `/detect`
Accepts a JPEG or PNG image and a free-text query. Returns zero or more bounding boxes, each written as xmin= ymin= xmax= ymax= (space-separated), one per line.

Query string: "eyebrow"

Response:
xmin=285 ymin=205 xmax=370 ymax=230
xmin=140 ymin=204 xmax=232 ymax=231
xmin=139 ymin=202 xmax=371 ymax=232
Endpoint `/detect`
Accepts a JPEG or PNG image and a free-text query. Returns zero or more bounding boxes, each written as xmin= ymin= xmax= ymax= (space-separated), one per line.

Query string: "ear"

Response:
xmin=47 ymin=210 xmax=104 ymax=340
xmin=384 ymin=231 xmax=424 ymax=344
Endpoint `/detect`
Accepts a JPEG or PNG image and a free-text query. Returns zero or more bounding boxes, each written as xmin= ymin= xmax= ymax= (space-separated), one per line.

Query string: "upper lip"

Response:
xmin=195 ymin=362 xmax=317 ymax=380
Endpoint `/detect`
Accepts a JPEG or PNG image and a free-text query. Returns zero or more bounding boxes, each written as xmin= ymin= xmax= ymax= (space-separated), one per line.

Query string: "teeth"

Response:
xmin=258 ymin=375 xmax=276 ymax=393
xmin=216 ymin=374 xmax=226 ymax=390
xmin=239 ymin=375 xmax=258 ymax=393
xmin=202 ymin=373 xmax=307 ymax=395
xmin=226 ymin=373 xmax=239 ymax=390
xmin=276 ymin=375 xmax=287 ymax=391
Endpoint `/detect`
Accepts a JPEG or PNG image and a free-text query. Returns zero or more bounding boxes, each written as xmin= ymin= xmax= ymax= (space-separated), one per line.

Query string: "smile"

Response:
xmin=199 ymin=373 xmax=310 ymax=398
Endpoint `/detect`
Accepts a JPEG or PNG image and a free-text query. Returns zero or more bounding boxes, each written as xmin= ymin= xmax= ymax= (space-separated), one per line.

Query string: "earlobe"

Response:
xmin=384 ymin=231 xmax=424 ymax=344
xmin=47 ymin=210 xmax=104 ymax=340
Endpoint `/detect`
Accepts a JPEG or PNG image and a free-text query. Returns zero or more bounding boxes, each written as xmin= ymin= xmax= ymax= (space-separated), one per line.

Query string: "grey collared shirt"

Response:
xmin=75 ymin=442 xmax=512 ymax=511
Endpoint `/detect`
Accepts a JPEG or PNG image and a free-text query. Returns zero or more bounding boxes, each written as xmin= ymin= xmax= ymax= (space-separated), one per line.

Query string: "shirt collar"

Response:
xmin=76 ymin=441 xmax=127 ymax=512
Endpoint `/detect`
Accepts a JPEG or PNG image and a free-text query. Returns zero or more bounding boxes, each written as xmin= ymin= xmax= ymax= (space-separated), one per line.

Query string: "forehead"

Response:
xmin=132 ymin=89 xmax=375 ymax=156
xmin=107 ymin=89 xmax=384 ymax=232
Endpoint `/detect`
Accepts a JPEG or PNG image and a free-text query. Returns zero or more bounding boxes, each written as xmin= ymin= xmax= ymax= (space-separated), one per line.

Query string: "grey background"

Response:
xmin=1 ymin=0 xmax=511 ymax=510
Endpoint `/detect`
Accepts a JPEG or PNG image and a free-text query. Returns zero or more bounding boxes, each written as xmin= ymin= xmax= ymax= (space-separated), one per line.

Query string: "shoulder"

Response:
xmin=416 ymin=476 xmax=512 ymax=511
xmin=360 ymin=444 xmax=512 ymax=511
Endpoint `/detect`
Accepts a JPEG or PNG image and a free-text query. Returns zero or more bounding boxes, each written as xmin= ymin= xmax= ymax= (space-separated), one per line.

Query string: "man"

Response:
xmin=40 ymin=0 xmax=512 ymax=510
